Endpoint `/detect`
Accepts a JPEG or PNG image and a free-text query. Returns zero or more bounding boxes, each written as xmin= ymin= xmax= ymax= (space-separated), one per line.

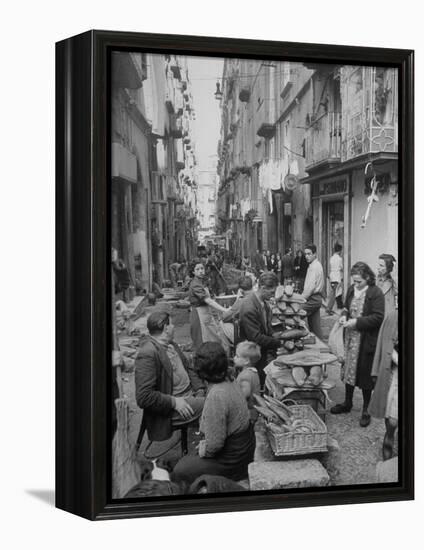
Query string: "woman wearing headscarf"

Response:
xmin=377 ymin=253 xmax=397 ymax=317
xmin=188 ymin=263 xmax=230 ymax=353
xmin=330 ymin=262 xmax=385 ymax=427
xmin=173 ymin=342 xmax=256 ymax=485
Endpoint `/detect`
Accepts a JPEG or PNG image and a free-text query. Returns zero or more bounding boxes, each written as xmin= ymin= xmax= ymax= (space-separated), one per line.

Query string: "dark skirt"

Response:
xmin=355 ymin=351 xmax=376 ymax=390
xmin=173 ymin=423 xmax=256 ymax=485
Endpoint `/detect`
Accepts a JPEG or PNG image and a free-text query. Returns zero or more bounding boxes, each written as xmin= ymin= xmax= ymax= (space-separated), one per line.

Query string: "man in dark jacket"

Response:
xmin=238 ymin=271 xmax=282 ymax=387
xmin=135 ymin=311 xmax=205 ymax=443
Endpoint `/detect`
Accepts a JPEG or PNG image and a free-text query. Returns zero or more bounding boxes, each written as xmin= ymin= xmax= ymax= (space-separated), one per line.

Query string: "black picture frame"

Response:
xmin=56 ymin=30 xmax=414 ymax=521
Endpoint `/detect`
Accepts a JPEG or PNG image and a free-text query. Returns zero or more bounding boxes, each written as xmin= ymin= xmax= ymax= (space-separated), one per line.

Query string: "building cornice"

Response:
xmin=301 ymin=152 xmax=398 ymax=185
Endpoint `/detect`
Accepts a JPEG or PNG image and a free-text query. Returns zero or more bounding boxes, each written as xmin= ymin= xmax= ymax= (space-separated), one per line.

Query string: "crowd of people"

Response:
xmin=248 ymin=248 xmax=308 ymax=290
xmin=127 ymin=242 xmax=398 ymax=496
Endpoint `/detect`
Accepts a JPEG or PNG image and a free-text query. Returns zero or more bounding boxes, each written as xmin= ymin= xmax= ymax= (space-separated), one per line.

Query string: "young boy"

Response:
xmin=234 ymin=341 xmax=262 ymax=422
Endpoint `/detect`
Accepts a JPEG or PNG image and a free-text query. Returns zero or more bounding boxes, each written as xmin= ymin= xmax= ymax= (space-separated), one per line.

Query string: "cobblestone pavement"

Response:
xmin=120 ymin=302 xmax=396 ymax=486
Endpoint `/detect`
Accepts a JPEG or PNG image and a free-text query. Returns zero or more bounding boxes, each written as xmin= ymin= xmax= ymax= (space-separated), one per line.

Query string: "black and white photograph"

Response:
xmin=2 ymin=0 xmax=422 ymax=542
xmin=110 ymin=52 xmax=401 ymax=499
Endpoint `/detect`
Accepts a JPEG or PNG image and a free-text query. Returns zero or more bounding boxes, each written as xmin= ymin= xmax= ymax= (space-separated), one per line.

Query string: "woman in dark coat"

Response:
xmin=268 ymin=253 xmax=277 ymax=273
xmin=330 ymin=262 xmax=385 ymax=427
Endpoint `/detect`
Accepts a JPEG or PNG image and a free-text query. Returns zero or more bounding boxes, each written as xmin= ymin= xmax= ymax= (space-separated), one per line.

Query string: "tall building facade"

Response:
xmin=217 ymin=60 xmax=398 ymax=290
xmin=111 ymin=52 xmax=199 ymax=292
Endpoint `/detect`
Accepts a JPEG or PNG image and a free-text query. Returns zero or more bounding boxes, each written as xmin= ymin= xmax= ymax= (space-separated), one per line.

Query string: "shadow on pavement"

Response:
xmin=25 ymin=489 xmax=55 ymax=507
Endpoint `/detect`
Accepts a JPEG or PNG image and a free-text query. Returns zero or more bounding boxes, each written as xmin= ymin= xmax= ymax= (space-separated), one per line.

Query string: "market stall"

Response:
xmin=251 ymin=284 xmax=339 ymax=462
xmin=264 ymin=339 xmax=337 ymax=418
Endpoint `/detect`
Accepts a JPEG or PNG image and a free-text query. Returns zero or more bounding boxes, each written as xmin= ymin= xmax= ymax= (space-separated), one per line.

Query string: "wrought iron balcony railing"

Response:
xmin=304 ymin=111 xmax=342 ymax=170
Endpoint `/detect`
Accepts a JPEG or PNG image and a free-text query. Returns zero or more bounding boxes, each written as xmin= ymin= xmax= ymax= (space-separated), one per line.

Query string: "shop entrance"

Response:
xmin=322 ymin=200 xmax=344 ymax=277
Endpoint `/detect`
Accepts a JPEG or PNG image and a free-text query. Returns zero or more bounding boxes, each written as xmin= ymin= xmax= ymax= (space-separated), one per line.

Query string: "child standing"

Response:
xmin=234 ymin=341 xmax=262 ymax=422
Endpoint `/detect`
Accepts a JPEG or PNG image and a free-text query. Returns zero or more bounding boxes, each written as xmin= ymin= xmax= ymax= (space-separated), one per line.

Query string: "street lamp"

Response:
xmin=214 ymin=82 xmax=223 ymax=100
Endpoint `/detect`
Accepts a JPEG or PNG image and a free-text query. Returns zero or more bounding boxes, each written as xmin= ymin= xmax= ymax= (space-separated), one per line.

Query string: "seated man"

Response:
xmin=135 ymin=310 xmax=205 ymax=444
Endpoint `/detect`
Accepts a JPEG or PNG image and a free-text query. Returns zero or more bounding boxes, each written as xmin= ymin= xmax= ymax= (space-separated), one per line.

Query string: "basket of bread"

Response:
xmin=253 ymin=394 xmax=328 ymax=456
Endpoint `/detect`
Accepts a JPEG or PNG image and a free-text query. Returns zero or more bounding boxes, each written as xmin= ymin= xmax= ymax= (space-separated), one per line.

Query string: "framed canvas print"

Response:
xmin=56 ymin=30 xmax=414 ymax=520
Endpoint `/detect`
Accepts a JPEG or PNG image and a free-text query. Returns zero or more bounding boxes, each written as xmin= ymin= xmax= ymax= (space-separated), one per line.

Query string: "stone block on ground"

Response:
xmin=254 ymin=419 xmax=275 ymax=462
xmin=248 ymin=459 xmax=330 ymax=491
xmin=376 ymin=457 xmax=398 ymax=483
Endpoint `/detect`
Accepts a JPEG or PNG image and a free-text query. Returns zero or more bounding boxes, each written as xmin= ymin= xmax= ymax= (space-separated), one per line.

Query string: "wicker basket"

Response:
xmin=214 ymin=294 xmax=237 ymax=308
xmin=265 ymin=403 xmax=327 ymax=456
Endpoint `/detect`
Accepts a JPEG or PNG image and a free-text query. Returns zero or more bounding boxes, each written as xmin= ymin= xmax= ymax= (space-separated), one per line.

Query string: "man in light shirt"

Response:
xmin=302 ymin=244 xmax=325 ymax=339
xmin=326 ymin=243 xmax=344 ymax=315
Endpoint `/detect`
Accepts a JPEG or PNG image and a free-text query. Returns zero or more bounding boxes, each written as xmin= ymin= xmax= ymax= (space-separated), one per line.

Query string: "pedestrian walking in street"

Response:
xmin=326 ymin=243 xmax=344 ymax=315
xmin=265 ymin=250 xmax=273 ymax=271
xmin=293 ymin=249 xmax=308 ymax=292
xmin=261 ymin=250 xmax=268 ymax=272
xmin=178 ymin=258 xmax=188 ymax=286
xmin=169 ymin=260 xmax=181 ymax=289
xmin=301 ymin=244 xmax=325 ymax=339
xmin=238 ymin=271 xmax=283 ymax=387
xmin=206 ymin=252 xmax=221 ymax=296
xmin=369 ymin=310 xmax=398 ymax=459
xmin=276 ymin=252 xmax=282 ymax=283
xmin=188 ymin=263 xmax=231 ymax=353
xmin=281 ymin=247 xmax=294 ymax=285
xmin=269 ymin=253 xmax=278 ymax=274
xmin=330 ymin=262 xmax=385 ymax=427
xmin=377 ymin=253 xmax=398 ymax=317
xmin=173 ymin=342 xmax=256 ymax=484
xmin=112 ymin=253 xmax=131 ymax=300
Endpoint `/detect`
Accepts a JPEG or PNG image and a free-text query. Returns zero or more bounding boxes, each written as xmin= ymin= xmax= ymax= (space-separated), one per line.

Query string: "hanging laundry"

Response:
xmin=143 ymin=54 xmax=166 ymax=136
xmin=290 ymin=158 xmax=299 ymax=176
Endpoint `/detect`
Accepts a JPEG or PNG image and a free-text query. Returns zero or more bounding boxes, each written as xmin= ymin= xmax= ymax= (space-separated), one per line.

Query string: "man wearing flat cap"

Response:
xmin=135 ymin=310 xmax=206 ymax=443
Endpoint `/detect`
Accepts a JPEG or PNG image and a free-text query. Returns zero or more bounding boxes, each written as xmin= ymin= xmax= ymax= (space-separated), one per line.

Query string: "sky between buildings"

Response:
xmin=187 ymin=55 xmax=224 ymax=174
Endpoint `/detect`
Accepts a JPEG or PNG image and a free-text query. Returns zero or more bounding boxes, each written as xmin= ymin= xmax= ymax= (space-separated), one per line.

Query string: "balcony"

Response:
xmin=170 ymin=56 xmax=181 ymax=79
xmin=170 ymin=114 xmax=183 ymax=138
xmin=256 ymin=98 xmax=276 ymax=138
xmin=305 ymin=112 xmax=342 ymax=171
xmin=111 ymin=143 xmax=137 ymax=184
xmin=340 ymin=66 xmax=398 ymax=162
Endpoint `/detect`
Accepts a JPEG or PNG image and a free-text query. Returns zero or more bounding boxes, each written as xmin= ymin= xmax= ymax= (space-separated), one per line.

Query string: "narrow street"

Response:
xmin=118 ymin=297 xmax=391 ymax=487
xmin=110 ymin=53 xmax=399 ymax=495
